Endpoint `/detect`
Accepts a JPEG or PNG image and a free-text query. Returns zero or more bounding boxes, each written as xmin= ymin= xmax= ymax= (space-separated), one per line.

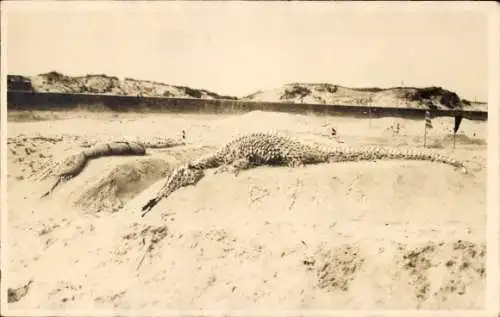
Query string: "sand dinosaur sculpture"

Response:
xmin=140 ymin=132 xmax=467 ymax=216
xmin=40 ymin=138 xmax=186 ymax=198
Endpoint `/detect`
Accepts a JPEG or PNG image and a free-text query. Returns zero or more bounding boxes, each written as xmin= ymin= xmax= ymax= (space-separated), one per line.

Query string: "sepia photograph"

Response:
xmin=1 ymin=1 xmax=498 ymax=315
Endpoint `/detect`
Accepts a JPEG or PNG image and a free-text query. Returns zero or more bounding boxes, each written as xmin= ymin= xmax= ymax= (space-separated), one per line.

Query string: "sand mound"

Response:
xmin=32 ymin=156 xmax=175 ymax=214
xmin=209 ymin=111 xmax=340 ymax=147
xmin=214 ymin=111 xmax=316 ymax=136
xmin=96 ymin=161 xmax=484 ymax=309
xmin=33 ymin=142 xmax=215 ymax=215
xmin=74 ymin=158 xmax=172 ymax=214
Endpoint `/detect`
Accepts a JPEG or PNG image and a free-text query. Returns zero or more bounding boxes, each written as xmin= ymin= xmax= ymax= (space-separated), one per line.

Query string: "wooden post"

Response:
xmin=423 ymin=124 xmax=427 ymax=148
xmin=453 ymin=131 xmax=456 ymax=150
xmin=368 ymin=107 xmax=372 ymax=128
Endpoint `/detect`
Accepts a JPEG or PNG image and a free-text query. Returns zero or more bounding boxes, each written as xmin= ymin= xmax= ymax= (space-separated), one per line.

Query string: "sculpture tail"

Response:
xmin=331 ymin=146 xmax=467 ymax=172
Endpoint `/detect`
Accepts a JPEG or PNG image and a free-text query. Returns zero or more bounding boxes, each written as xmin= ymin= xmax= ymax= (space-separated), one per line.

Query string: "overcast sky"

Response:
xmin=4 ymin=1 xmax=491 ymax=101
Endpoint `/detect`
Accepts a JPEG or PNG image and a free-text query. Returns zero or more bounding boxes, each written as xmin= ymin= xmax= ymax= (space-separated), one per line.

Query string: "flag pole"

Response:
xmin=452 ymin=113 xmax=463 ymax=152
xmin=423 ymin=109 xmax=431 ymax=149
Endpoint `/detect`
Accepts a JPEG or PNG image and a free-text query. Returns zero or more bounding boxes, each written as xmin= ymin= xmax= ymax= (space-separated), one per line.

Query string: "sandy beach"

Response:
xmin=5 ymin=109 xmax=487 ymax=311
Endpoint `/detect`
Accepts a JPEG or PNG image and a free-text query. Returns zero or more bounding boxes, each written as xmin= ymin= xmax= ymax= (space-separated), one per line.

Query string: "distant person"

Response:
xmin=390 ymin=122 xmax=400 ymax=136
xmin=330 ymin=127 xmax=343 ymax=143
xmin=181 ymin=130 xmax=186 ymax=140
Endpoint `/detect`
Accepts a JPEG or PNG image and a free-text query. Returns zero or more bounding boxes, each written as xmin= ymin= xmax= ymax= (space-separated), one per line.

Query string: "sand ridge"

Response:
xmin=242 ymin=83 xmax=487 ymax=111
xmin=8 ymin=72 xmax=237 ymax=100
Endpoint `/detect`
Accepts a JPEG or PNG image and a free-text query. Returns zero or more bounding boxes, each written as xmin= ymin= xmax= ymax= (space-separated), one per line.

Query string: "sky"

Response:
xmin=3 ymin=1 xmax=492 ymax=101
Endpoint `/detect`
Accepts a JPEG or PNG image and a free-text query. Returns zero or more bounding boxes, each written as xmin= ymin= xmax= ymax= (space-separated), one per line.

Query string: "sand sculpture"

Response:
xmin=40 ymin=138 xmax=186 ymax=198
xmin=140 ymin=132 xmax=467 ymax=216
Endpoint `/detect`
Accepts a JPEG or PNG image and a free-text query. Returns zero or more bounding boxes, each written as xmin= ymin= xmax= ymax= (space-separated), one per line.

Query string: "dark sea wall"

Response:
xmin=7 ymin=90 xmax=488 ymax=121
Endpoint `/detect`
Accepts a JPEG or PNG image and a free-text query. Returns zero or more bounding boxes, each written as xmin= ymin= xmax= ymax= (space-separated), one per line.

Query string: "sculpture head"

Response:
xmin=161 ymin=164 xmax=205 ymax=198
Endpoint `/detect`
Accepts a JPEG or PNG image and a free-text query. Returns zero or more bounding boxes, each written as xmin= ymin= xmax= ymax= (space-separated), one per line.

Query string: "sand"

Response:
xmin=5 ymin=110 xmax=487 ymax=311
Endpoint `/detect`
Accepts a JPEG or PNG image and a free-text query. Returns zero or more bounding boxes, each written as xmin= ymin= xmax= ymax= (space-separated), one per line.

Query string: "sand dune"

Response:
xmin=243 ymin=83 xmax=486 ymax=111
xmin=8 ymin=72 xmax=237 ymax=100
xmin=6 ymin=110 xmax=486 ymax=310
